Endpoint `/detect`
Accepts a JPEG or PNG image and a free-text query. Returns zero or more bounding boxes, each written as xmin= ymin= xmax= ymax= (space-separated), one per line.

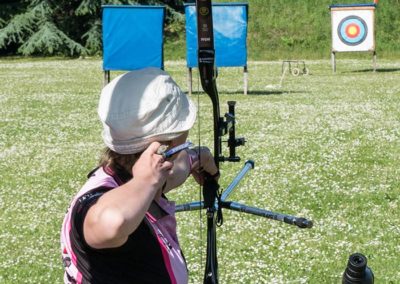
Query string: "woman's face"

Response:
xmin=169 ymin=131 xmax=189 ymax=148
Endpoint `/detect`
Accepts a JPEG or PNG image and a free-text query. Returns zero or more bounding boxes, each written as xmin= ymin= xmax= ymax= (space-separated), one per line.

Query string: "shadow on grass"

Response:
xmin=345 ymin=68 xmax=400 ymax=73
xmin=246 ymin=90 xmax=306 ymax=96
xmin=189 ymin=90 xmax=305 ymax=96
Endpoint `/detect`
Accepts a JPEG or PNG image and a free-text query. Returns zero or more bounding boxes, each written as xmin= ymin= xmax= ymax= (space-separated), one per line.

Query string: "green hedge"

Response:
xmin=232 ymin=0 xmax=400 ymax=60
xmin=167 ymin=0 xmax=400 ymax=60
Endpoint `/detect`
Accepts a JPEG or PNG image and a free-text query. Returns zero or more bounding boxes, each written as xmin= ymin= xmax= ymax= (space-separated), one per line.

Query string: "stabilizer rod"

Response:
xmin=220 ymin=160 xmax=254 ymax=201
xmin=175 ymin=201 xmax=204 ymax=212
xmin=220 ymin=201 xmax=313 ymax=229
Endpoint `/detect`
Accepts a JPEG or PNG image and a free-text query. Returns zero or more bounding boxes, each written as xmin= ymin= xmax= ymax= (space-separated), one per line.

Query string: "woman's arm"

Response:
xmin=83 ymin=142 xmax=173 ymax=249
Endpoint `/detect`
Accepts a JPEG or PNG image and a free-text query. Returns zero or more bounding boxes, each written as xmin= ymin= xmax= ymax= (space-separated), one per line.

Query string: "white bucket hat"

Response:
xmin=98 ymin=67 xmax=197 ymax=154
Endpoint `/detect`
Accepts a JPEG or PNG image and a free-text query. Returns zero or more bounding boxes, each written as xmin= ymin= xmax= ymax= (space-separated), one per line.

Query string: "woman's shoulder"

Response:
xmin=77 ymin=166 xmax=119 ymax=197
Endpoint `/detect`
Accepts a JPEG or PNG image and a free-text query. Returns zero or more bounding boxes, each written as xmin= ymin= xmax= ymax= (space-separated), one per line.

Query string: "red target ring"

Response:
xmin=345 ymin=24 xmax=360 ymax=38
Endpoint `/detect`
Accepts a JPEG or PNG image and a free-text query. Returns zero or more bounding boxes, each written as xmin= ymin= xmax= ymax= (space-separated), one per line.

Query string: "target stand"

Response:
xmin=329 ymin=3 xmax=377 ymax=72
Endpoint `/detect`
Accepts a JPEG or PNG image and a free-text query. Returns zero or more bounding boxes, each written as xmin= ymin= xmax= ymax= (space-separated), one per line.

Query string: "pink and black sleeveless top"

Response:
xmin=60 ymin=166 xmax=188 ymax=284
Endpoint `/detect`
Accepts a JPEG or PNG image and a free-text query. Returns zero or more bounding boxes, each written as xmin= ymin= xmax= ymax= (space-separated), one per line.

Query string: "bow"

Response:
xmin=195 ymin=1 xmax=245 ymax=283
xmin=195 ymin=1 xmax=220 ymax=282
xmin=191 ymin=2 xmax=312 ymax=283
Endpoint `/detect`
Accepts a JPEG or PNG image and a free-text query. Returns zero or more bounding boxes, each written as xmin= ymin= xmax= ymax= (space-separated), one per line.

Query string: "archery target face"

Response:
xmin=331 ymin=8 xmax=375 ymax=52
xmin=338 ymin=16 xmax=367 ymax=45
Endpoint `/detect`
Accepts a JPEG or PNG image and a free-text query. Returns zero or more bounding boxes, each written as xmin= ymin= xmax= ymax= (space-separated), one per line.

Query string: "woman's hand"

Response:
xmin=132 ymin=142 xmax=174 ymax=189
xmin=188 ymin=146 xmax=219 ymax=185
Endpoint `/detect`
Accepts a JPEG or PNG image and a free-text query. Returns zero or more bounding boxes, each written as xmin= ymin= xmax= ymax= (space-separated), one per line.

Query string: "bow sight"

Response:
xmin=222 ymin=101 xmax=246 ymax=162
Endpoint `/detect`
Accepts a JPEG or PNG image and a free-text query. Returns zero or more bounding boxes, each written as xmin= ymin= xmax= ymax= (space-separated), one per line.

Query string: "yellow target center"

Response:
xmin=348 ymin=26 xmax=358 ymax=36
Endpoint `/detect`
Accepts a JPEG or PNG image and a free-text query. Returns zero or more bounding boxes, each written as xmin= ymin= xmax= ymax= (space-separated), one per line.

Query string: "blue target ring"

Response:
xmin=337 ymin=16 xmax=368 ymax=46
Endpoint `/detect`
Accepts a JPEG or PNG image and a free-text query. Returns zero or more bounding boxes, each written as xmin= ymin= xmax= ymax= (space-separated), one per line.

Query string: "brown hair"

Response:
xmin=99 ymin=148 xmax=142 ymax=174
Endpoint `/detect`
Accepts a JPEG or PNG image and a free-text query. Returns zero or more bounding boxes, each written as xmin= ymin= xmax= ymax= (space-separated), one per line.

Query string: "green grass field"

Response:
xmin=0 ymin=58 xmax=399 ymax=283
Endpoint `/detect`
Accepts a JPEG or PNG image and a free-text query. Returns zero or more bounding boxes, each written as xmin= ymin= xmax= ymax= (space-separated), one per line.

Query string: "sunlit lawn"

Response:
xmin=0 ymin=58 xmax=399 ymax=283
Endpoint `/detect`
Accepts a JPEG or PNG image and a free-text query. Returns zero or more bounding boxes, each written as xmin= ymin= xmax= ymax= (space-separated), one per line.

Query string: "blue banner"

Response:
xmin=102 ymin=5 xmax=165 ymax=71
xmin=185 ymin=3 xmax=248 ymax=68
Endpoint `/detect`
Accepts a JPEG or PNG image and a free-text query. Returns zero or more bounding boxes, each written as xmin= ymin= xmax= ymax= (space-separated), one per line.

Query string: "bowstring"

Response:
xmin=195 ymin=68 xmax=203 ymax=272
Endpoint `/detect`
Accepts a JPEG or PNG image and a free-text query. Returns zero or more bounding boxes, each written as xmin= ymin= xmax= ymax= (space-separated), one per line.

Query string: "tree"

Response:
xmin=0 ymin=0 xmax=185 ymax=56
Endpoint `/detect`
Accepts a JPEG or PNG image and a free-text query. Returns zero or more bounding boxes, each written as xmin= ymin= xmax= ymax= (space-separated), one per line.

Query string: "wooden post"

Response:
xmin=243 ymin=66 xmax=248 ymax=95
xmin=187 ymin=67 xmax=193 ymax=96
xmin=373 ymin=51 xmax=377 ymax=72
xmin=104 ymin=70 xmax=110 ymax=87
xmin=331 ymin=52 xmax=336 ymax=73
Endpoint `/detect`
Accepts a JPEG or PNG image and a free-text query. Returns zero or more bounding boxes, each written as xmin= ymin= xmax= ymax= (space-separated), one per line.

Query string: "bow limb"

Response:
xmin=196 ymin=0 xmax=221 ymax=169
